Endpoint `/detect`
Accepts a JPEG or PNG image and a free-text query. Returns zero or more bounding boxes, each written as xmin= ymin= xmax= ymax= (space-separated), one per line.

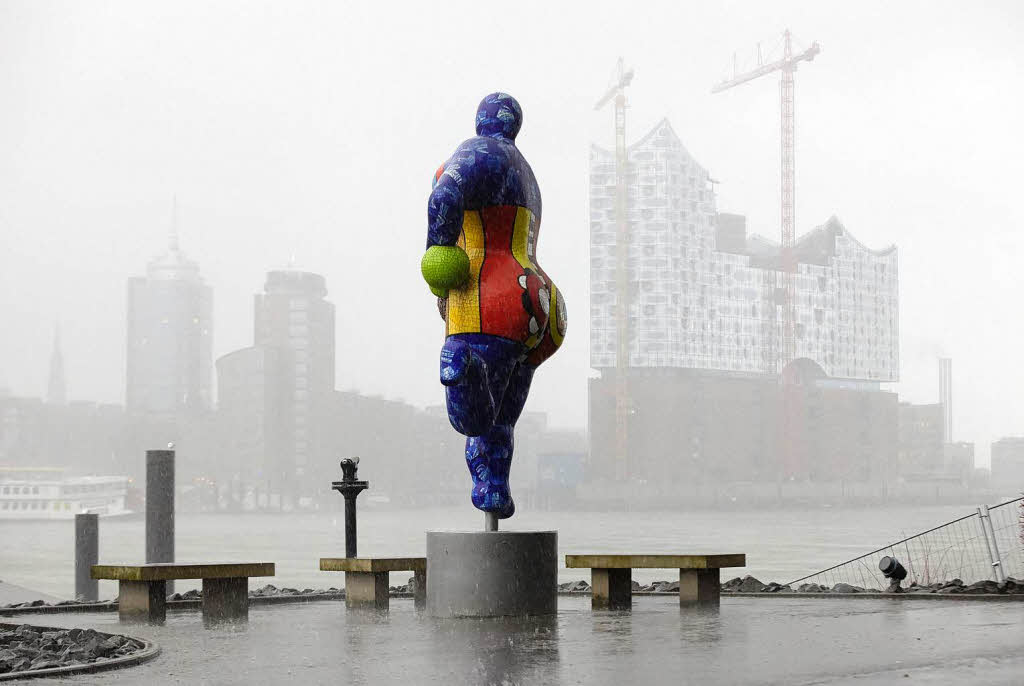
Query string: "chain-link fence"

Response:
xmin=788 ymin=496 xmax=1024 ymax=591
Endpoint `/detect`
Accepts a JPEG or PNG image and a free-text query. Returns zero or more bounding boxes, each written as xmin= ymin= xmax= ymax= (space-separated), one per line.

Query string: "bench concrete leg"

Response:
xmin=591 ymin=568 xmax=631 ymax=610
xmin=680 ymin=568 xmax=720 ymax=606
xmin=203 ymin=577 xmax=249 ymax=622
xmin=413 ymin=568 xmax=427 ymax=610
xmin=346 ymin=571 xmax=388 ymax=610
xmin=118 ymin=580 xmax=166 ymax=623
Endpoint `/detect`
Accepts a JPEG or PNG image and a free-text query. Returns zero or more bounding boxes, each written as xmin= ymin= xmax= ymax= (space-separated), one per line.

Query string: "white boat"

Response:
xmin=0 ymin=468 xmax=132 ymax=520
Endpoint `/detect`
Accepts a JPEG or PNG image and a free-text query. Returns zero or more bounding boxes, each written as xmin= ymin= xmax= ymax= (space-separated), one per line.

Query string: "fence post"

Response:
xmin=978 ymin=505 xmax=1005 ymax=583
xmin=976 ymin=506 xmax=1002 ymax=583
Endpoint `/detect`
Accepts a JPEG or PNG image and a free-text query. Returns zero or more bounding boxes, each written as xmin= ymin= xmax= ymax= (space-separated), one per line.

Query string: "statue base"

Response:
xmin=426 ymin=530 xmax=557 ymax=617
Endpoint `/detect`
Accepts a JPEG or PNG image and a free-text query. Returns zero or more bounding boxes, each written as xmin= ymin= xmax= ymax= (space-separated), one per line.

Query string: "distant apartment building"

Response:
xmin=0 ymin=392 xmax=132 ymax=477
xmin=943 ymin=441 xmax=975 ymax=483
xmin=897 ymin=403 xmax=945 ymax=478
xmin=126 ymin=232 xmax=212 ymax=421
xmin=588 ymin=119 xmax=899 ymax=488
xmin=217 ymin=269 xmax=335 ymax=507
xmin=991 ymin=437 xmax=1024 ymax=493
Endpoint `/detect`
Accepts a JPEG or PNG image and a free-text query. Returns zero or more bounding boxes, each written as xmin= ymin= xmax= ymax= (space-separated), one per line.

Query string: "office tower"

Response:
xmin=126 ymin=227 xmax=213 ymax=421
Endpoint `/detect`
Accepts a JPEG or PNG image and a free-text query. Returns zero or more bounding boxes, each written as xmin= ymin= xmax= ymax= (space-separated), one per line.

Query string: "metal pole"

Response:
xmin=74 ymin=513 xmax=98 ymax=602
xmin=344 ymin=495 xmax=358 ymax=558
xmin=484 ymin=512 xmax=498 ymax=532
xmin=332 ymin=458 xmax=368 ymax=559
xmin=979 ymin=505 xmax=1005 ymax=583
xmin=146 ymin=449 xmax=175 ymax=591
xmin=976 ymin=506 xmax=999 ymax=582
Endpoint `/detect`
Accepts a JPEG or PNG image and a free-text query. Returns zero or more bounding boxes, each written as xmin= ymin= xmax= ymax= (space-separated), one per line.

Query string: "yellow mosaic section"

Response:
xmin=446 ymin=210 xmax=484 ymax=336
xmin=549 ymin=285 xmax=565 ymax=347
xmin=511 ymin=206 xmax=536 ymax=270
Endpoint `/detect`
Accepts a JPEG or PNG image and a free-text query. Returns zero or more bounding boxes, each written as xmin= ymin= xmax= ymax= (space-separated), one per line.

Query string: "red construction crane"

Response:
xmin=595 ymin=57 xmax=634 ymax=481
xmin=712 ymin=30 xmax=820 ymax=479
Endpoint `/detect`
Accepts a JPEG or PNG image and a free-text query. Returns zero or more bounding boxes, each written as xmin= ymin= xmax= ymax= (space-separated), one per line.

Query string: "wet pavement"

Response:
xmin=11 ymin=595 xmax=1024 ymax=685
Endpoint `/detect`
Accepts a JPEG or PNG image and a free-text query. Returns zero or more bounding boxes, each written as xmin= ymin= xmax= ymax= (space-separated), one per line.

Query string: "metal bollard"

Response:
xmin=146 ymin=449 xmax=175 ymax=591
xmin=332 ymin=457 xmax=368 ymax=558
xmin=75 ymin=513 xmax=98 ymax=601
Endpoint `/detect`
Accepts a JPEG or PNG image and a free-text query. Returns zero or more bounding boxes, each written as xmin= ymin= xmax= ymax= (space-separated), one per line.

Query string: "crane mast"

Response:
xmin=595 ymin=58 xmax=634 ymax=481
xmin=712 ymin=29 xmax=820 ymax=479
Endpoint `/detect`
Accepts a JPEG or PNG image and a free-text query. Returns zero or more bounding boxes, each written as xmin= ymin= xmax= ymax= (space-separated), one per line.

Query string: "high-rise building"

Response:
xmin=217 ymin=269 xmax=335 ymax=507
xmin=126 ymin=228 xmax=212 ymax=421
xmin=588 ymin=119 xmax=900 ymax=489
xmin=46 ymin=325 xmax=66 ymax=405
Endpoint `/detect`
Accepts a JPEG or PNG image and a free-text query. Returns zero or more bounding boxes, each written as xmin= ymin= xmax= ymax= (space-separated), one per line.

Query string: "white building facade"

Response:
xmin=590 ymin=119 xmax=898 ymax=383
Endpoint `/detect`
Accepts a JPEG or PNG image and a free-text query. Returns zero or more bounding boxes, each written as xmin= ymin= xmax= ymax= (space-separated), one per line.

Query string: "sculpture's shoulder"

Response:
xmin=450 ymin=136 xmax=537 ymax=212
xmin=448 ymin=136 xmax=513 ymax=175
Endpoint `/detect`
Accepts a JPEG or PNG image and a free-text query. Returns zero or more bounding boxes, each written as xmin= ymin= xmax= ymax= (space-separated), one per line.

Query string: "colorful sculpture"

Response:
xmin=422 ymin=93 xmax=567 ymax=519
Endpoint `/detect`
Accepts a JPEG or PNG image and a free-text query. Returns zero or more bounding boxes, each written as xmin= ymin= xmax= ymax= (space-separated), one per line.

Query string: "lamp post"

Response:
xmin=332 ymin=457 xmax=369 ymax=558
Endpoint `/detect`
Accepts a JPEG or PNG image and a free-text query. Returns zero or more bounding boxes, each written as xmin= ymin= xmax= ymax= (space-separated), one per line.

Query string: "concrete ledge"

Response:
xmin=566 ymin=554 xmax=745 ymax=569
xmin=92 ymin=563 xmax=275 ymax=581
xmin=0 ymin=622 xmax=160 ymax=682
xmin=319 ymin=558 xmax=425 ymax=573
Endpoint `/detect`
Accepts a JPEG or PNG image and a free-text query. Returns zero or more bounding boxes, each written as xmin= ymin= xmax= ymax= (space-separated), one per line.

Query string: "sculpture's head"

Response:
xmin=475 ymin=92 xmax=522 ymax=142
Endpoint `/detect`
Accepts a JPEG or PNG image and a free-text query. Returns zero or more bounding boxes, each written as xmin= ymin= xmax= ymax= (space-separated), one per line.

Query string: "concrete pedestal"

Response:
xmin=118 ymin=580 xmax=166 ymax=624
xmin=426 ymin=531 xmax=557 ymax=618
xmin=679 ymin=568 xmax=720 ymax=606
xmin=203 ymin=577 xmax=249 ymax=622
xmin=346 ymin=571 xmax=389 ymax=610
xmin=591 ymin=568 xmax=632 ymax=609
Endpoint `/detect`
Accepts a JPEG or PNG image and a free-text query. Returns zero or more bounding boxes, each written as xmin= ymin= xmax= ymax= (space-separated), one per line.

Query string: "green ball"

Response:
xmin=421 ymin=245 xmax=470 ymax=290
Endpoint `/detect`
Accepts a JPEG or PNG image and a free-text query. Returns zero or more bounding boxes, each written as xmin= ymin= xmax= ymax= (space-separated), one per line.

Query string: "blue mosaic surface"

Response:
xmin=424 ymin=93 xmax=566 ymax=519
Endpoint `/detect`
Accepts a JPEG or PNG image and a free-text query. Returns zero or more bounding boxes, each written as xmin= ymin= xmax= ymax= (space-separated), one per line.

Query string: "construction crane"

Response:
xmin=595 ymin=57 xmax=634 ymax=481
xmin=711 ymin=29 xmax=820 ymax=479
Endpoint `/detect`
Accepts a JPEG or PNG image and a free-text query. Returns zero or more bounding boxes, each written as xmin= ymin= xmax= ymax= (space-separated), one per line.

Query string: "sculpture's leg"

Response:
xmin=467 ymin=425 xmax=514 ymax=516
xmin=469 ymin=363 xmax=536 ymax=519
xmin=442 ymin=335 xmax=520 ymax=498
xmin=440 ymin=336 xmax=495 ymax=436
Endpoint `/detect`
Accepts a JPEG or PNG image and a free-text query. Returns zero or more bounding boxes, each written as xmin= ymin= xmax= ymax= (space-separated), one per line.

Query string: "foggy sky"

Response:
xmin=1 ymin=0 xmax=1021 ymax=464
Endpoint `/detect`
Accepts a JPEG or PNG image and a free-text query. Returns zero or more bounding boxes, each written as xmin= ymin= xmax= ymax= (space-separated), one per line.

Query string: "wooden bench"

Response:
xmin=319 ymin=557 xmax=426 ymax=610
xmin=92 ymin=562 xmax=275 ymax=623
xmin=565 ymin=554 xmax=746 ymax=609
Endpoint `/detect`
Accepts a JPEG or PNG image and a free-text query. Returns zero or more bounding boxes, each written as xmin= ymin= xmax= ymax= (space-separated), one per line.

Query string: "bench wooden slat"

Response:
xmin=92 ymin=563 xmax=275 ymax=581
xmin=565 ymin=554 xmax=745 ymax=570
xmin=319 ymin=557 xmax=426 ymax=573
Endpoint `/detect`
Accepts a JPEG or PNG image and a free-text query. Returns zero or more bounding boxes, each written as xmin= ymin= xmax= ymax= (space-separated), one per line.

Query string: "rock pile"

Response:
xmin=558 ymin=580 xmax=591 ymax=593
xmin=553 ymin=575 xmax=1024 ymax=595
xmin=0 ymin=624 xmax=144 ymax=676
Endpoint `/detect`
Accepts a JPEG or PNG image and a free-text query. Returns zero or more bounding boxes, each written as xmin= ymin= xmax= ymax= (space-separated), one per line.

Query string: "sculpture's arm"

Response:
xmin=422 ymin=142 xmax=486 ymax=297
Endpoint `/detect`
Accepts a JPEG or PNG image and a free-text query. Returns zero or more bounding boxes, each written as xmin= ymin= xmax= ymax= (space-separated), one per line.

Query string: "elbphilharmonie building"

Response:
xmin=588 ymin=120 xmax=899 ymax=493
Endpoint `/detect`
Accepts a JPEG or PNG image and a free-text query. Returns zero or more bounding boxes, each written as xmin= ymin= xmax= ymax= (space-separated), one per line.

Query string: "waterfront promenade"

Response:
xmin=7 ymin=594 xmax=1022 ymax=685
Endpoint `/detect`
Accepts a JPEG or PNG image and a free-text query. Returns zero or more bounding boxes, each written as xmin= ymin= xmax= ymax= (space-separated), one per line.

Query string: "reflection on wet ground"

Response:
xmin=17 ymin=595 xmax=1024 ymax=685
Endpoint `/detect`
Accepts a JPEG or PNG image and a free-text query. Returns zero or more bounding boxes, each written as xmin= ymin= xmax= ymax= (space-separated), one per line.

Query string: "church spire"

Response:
xmin=46 ymin=324 xmax=66 ymax=405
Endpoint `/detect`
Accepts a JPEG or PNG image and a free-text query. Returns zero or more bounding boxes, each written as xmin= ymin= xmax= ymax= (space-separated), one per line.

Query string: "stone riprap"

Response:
xmin=1 ymin=579 xmax=428 ymax=613
xmin=0 ymin=623 xmax=145 ymax=677
xmin=558 ymin=575 xmax=1024 ymax=595
xmin=6 ymin=575 xmax=1023 ymax=615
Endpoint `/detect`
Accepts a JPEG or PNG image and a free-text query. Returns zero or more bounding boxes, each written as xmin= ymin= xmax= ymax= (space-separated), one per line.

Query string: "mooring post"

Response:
xmin=146 ymin=448 xmax=175 ymax=591
xmin=74 ymin=513 xmax=98 ymax=602
xmin=332 ymin=457 xmax=369 ymax=558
